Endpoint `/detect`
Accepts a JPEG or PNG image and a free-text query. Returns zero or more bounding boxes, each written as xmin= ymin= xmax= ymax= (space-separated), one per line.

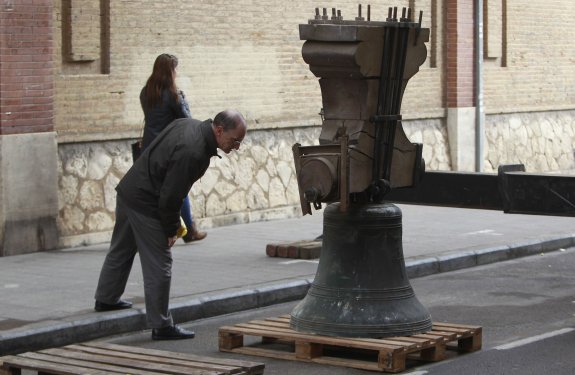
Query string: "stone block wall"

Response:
xmin=55 ymin=109 xmax=574 ymax=246
xmin=57 ymin=140 xmax=130 ymax=246
xmin=485 ymin=111 xmax=575 ymax=173
xmin=57 ymin=126 xmax=320 ymax=246
xmin=56 ymin=118 xmax=455 ymax=246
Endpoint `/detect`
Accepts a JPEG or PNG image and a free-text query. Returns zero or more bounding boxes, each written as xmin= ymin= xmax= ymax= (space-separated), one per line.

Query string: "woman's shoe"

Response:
xmin=182 ymin=223 xmax=207 ymax=243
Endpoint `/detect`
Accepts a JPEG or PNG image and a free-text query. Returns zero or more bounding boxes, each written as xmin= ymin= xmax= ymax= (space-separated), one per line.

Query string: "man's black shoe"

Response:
xmin=94 ymin=299 xmax=132 ymax=312
xmin=152 ymin=325 xmax=195 ymax=340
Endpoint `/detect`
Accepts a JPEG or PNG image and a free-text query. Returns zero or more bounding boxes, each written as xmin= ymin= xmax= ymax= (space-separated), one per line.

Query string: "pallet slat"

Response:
xmin=49 ymin=346 xmax=228 ymax=375
xmin=0 ymin=355 xmax=114 ymax=375
xmin=37 ymin=347 xmax=218 ymax=375
xmin=81 ymin=342 xmax=264 ymax=374
xmin=0 ymin=342 xmax=264 ymax=375
xmin=433 ymin=322 xmax=481 ymax=330
xmin=220 ymin=324 xmax=405 ymax=353
xmin=18 ymin=352 xmax=159 ymax=375
xmin=266 ymin=240 xmax=321 ymax=259
xmin=245 ymin=319 xmax=423 ymax=350
xmin=219 ymin=316 xmax=482 ymax=373
xmin=235 ymin=321 xmax=411 ymax=350
xmin=66 ymin=344 xmax=238 ymax=373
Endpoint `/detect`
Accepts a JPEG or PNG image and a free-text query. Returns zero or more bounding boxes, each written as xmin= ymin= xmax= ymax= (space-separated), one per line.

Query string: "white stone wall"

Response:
xmin=56 ymin=110 xmax=575 ymax=247
xmin=57 ymin=141 xmax=132 ymax=246
xmin=57 ymin=126 xmax=320 ymax=247
xmin=485 ymin=110 xmax=575 ymax=173
xmin=403 ymin=118 xmax=452 ymax=171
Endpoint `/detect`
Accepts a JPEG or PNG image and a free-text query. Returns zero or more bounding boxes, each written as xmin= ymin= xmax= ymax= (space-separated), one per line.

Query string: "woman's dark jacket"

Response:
xmin=117 ymin=118 xmax=218 ymax=237
xmin=140 ymin=88 xmax=192 ymax=149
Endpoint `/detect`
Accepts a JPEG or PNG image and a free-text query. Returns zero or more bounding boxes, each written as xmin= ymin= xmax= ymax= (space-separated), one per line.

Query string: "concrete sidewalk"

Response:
xmin=1 ymin=204 xmax=574 ymax=355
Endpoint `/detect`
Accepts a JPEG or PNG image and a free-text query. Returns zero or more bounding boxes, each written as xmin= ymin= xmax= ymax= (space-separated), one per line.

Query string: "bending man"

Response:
xmin=94 ymin=109 xmax=247 ymax=340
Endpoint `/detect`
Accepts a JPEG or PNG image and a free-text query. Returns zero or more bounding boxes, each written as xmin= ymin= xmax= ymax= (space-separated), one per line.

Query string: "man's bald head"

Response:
xmin=212 ymin=109 xmax=247 ymax=154
xmin=213 ymin=109 xmax=246 ymax=131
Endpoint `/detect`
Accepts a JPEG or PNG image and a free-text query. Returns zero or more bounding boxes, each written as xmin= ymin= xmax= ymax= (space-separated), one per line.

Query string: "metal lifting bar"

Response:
xmin=371 ymin=7 xmax=419 ymax=200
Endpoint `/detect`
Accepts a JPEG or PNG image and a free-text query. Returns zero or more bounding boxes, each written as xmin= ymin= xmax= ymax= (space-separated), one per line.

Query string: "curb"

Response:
xmin=406 ymin=234 xmax=575 ymax=278
xmin=1 ymin=234 xmax=573 ymax=356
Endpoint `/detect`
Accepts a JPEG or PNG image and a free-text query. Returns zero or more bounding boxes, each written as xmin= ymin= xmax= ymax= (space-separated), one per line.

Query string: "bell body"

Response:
xmin=290 ymin=202 xmax=432 ymax=338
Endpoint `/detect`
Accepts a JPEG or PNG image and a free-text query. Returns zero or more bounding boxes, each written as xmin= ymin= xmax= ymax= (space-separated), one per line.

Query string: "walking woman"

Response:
xmin=140 ymin=53 xmax=206 ymax=242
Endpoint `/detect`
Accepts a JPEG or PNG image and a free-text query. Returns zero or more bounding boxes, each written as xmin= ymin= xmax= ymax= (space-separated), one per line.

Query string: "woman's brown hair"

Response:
xmin=142 ymin=53 xmax=179 ymax=108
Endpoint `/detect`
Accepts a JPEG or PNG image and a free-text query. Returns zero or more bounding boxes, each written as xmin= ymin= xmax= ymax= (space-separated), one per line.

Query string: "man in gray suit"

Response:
xmin=94 ymin=109 xmax=247 ymax=340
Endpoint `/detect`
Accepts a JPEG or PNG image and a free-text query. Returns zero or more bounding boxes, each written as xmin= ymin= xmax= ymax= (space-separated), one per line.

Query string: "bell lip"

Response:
xmin=289 ymin=313 xmax=433 ymax=338
xmin=325 ymin=201 xmax=402 ymax=216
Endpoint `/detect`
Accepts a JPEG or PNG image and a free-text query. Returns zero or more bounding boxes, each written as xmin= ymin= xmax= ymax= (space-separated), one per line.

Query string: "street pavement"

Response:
xmin=0 ymin=203 xmax=574 ymax=355
xmin=109 ymin=247 xmax=575 ymax=375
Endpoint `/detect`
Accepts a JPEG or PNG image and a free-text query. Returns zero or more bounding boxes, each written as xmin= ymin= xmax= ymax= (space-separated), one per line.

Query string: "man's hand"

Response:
xmin=168 ymin=236 xmax=177 ymax=248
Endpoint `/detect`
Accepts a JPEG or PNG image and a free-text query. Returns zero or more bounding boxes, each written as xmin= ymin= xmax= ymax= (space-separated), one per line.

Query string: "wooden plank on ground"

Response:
xmin=82 ymin=342 xmax=264 ymax=375
xmin=265 ymin=240 xmax=321 ymax=259
xmin=0 ymin=355 xmax=114 ymax=375
xmin=18 ymin=352 xmax=159 ymax=375
xmin=36 ymin=347 xmax=217 ymax=375
xmin=0 ymin=341 xmax=265 ymax=375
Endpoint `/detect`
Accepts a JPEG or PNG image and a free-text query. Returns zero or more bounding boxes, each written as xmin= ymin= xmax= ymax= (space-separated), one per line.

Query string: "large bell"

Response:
xmin=290 ymin=202 xmax=432 ymax=338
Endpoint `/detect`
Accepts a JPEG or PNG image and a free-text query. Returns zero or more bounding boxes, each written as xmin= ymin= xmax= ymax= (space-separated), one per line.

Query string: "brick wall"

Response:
xmin=483 ymin=0 xmax=575 ymax=113
xmin=3 ymin=0 xmax=573 ymax=144
xmin=52 ymin=0 xmax=436 ymax=142
xmin=0 ymin=0 xmax=54 ymax=135
xmin=445 ymin=0 xmax=475 ymax=108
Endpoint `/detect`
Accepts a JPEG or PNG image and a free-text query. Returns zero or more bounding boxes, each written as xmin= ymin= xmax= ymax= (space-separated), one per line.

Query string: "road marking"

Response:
xmin=461 ymin=229 xmax=503 ymax=236
xmin=279 ymin=259 xmax=319 ymax=265
xmin=494 ymin=328 xmax=574 ymax=350
xmin=3 ymin=283 xmax=19 ymax=288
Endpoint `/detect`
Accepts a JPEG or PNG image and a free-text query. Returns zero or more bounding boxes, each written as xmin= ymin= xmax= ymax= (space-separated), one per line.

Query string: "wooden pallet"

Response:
xmin=265 ymin=240 xmax=321 ymax=259
xmin=219 ymin=315 xmax=481 ymax=373
xmin=0 ymin=342 xmax=264 ymax=375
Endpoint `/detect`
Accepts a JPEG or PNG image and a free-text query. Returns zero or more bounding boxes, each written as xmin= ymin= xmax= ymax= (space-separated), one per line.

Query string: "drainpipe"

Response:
xmin=475 ymin=0 xmax=484 ymax=172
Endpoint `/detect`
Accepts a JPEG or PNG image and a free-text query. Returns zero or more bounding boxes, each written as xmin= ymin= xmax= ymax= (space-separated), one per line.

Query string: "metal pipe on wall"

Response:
xmin=475 ymin=0 xmax=485 ymax=172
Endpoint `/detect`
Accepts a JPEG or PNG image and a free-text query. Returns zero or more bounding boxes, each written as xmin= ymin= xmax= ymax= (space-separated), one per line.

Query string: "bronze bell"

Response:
xmin=290 ymin=202 xmax=432 ymax=338
xmin=290 ymin=7 xmax=432 ymax=338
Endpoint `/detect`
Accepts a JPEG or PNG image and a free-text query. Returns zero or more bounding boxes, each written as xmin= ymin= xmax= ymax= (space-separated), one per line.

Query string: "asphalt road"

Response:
xmin=106 ymin=247 xmax=575 ymax=374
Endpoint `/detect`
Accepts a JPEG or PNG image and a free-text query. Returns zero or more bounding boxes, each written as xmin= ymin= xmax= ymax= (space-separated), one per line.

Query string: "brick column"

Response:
xmin=445 ymin=0 xmax=477 ymax=171
xmin=0 ymin=0 xmax=59 ymax=256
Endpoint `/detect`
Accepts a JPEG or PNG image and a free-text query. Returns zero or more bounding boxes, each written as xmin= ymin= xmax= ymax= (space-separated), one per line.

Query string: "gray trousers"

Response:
xmin=94 ymin=196 xmax=173 ymax=328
